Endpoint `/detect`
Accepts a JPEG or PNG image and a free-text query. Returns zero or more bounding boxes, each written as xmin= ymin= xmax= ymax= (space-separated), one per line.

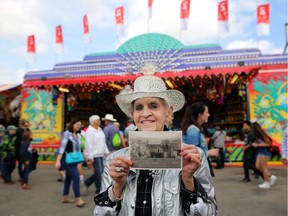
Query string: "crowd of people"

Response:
xmin=0 ymin=119 xmax=37 ymax=190
xmin=1 ymin=75 xmax=287 ymax=215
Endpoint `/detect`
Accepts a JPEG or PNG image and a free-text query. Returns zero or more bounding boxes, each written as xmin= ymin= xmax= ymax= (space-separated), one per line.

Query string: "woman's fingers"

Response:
xmin=109 ymin=156 xmax=132 ymax=178
xmin=180 ymin=146 xmax=201 ymax=159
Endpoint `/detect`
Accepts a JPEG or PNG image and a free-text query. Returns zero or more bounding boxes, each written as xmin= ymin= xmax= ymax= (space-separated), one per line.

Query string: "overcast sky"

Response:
xmin=0 ymin=0 xmax=287 ymax=85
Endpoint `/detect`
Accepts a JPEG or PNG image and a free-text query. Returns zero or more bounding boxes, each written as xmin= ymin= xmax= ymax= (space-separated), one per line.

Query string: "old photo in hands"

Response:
xmin=129 ymin=131 xmax=182 ymax=169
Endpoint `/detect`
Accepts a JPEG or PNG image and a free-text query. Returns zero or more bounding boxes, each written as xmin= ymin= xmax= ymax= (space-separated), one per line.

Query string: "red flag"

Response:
xmin=180 ymin=0 xmax=190 ymax=30
xmin=83 ymin=14 xmax=91 ymax=43
xmin=55 ymin=25 xmax=64 ymax=54
xmin=218 ymin=0 xmax=229 ymax=33
xmin=56 ymin=25 xmax=63 ymax=44
xmin=26 ymin=35 xmax=36 ymax=63
xmin=257 ymin=4 xmax=270 ymax=36
xmin=115 ymin=6 xmax=124 ymax=37
xmin=148 ymin=0 xmax=153 ymax=19
xmin=27 ymin=35 xmax=35 ymax=53
xmin=115 ymin=6 xmax=124 ymax=25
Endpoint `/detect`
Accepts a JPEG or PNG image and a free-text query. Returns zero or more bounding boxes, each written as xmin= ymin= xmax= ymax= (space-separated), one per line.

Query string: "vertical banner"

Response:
xmin=148 ymin=0 xmax=153 ymax=19
xmin=26 ymin=35 xmax=36 ymax=63
xmin=83 ymin=14 xmax=91 ymax=43
xmin=55 ymin=25 xmax=64 ymax=54
xmin=180 ymin=0 xmax=190 ymax=31
xmin=218 ymin=0 xmax=229 ymax=34
xmin=115 ymin=6 xmax=124 ymax=37
xmin=257 ymin=4 xmax=270 ymax=36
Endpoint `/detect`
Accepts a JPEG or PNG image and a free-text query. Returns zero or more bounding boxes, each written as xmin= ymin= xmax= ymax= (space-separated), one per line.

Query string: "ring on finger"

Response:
xmin=115 ymin=167 xmax=124 ymax=172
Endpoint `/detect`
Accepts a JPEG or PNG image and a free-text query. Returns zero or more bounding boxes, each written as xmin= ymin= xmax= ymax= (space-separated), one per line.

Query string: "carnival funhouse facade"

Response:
xmin=23 ymin=33 xmax=287 ymax=162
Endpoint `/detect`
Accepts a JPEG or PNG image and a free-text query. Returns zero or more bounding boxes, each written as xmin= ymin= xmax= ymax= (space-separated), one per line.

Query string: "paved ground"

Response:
xmin=0 ymin=164 xmax=287 ymax=216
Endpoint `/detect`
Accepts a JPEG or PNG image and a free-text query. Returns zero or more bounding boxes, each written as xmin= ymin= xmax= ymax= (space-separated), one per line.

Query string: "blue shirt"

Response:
xmin=183 ymin=125 xmax=208 ymax=156
xmin=103 ymin=123 xmax=121 ymax=152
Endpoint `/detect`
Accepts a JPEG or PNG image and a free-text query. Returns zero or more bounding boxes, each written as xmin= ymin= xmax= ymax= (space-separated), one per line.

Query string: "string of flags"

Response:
xmin=26 ymin=0 xmax=271 ymax=63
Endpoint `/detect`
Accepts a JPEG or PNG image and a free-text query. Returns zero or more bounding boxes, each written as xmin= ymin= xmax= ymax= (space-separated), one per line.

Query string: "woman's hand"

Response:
xmin=282 ymin=158 xmax=287 ymax=165
xmin=208 ymin=148 xmax=219 ymax=157
xmin=55 ymin=154 xmax=62 ymax=170
xmin=180 ymin=145 xmax=202 ymax=191
xmin=55 ymin=160 xmax=61 ymax=170
xmin=109 ymin=156 xmax=132 ymax=198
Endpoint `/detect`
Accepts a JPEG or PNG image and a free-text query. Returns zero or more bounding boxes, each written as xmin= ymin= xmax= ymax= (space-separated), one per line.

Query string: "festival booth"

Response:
xmin=22 ymin=33 xmax=288 ymax=162
xmin=0 ymin=83 xmax=22 ymax=127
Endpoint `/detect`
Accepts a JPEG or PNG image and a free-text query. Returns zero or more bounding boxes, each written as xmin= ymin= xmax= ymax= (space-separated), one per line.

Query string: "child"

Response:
xmin=20 ymin=130 xmax=33 ymax=189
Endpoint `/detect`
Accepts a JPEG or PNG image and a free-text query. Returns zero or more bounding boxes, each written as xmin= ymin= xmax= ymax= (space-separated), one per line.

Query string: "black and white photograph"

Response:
xmin=129 ymin=131 xmax=182 ymax=169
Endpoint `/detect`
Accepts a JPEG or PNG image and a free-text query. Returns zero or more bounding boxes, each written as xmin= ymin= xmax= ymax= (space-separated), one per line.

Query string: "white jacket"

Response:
xmin=94 ymin=146 xmax=217 ymax=216
xmin=84 ymin=125 xmax=109 ymax=159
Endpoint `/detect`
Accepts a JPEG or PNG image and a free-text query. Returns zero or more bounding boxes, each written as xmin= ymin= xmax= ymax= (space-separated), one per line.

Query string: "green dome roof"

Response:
xmin=117 ymin=33 xmax=184 ymax=54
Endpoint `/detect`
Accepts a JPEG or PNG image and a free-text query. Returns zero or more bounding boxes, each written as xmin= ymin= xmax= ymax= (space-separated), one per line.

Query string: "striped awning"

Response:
xmin=0 ymin=83 xmax=22 ymax=97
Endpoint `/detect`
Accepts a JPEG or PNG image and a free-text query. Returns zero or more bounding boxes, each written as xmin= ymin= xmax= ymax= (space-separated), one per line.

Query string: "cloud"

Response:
xmin=0 ymin=63 xmax=26 ymax=85
xmin=226 ymin=39 xmax=283 ymax=54
xmin=0 ymin=0 xmax=50 ymax=41
xmin=119 ymin=0 xmax=219 ymax=46
xmin=0 ymin=0 xmax=286 ymax=86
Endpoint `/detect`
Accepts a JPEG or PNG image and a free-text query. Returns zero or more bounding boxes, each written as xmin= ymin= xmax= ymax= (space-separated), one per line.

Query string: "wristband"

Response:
xmin=108 ymin=185 xmax=123 ymax=202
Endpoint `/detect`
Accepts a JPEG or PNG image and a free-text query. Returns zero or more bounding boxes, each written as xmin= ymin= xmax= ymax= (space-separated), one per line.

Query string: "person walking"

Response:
xmin=1 ymin=125 xmax=18 ymax=184
xmin=102 ymin=114 xmax=122 ymax=152
xmin=55 ymin=119 xmax=85 ymax=207
xmin=211 ymin=126 xmax=226 ymax=169
xmin=181 ymin=102 xmax=219 ymax=177
xmin=241 ymin=120 xmax=263 ymax=183
xmin=114 ymin=122 xmax=127 ymax=148
xmin=20 ymin=130 xmax=33 ymax=190
xmin=124 ymin=118 xmax=136 ymax=142
xmin=93 ymin=75 xmax=217 ymax=215
xmin=252 ymin=122 xmax=277 ymax=189
xmin=0 ymin=125 xmax=6 ymax=178
xmin=77 ymin=128 xmax=86 ymax=185
xmin=83 ymin=115 xmax=109 ymax=195
xmin=15 ymin=119 xmax=31 ymax=184
xmin=280 ymin=127 xmax=288 ymax=165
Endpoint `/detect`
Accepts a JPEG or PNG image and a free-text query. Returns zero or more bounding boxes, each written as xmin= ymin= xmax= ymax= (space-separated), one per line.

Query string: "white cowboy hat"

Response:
xmin=115 ymin=75 xmax=185 ymax=117
xmin=102 ymin=114 xmax=117 ymax=122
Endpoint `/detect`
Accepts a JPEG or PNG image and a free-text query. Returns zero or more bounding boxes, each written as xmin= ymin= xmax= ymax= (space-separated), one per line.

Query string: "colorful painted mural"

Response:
xmin=21 ymin=88 xmax=63 ymax=147
xmin=248 ymin=72 xmax=288 ymax=145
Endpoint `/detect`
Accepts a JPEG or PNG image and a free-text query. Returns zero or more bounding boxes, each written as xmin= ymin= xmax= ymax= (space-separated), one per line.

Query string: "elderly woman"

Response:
xmin=94 ymin=76 xmax=217 ymax=215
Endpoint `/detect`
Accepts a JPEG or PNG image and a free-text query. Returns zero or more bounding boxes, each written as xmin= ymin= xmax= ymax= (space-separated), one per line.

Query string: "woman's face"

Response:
xmin=198 ymin=106 xmax=210 ymax=125
xmin=132 ymin=97 xmax=172 ymax=132
xmin=73 ymin=121 xmax=82 ymax=132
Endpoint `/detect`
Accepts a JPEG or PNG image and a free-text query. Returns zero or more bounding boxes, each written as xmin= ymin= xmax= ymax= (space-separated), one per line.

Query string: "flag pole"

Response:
xmin=147 ymin=18 xmax=150 ymax=33
xmin=116 ymin=35 xmax=120 ymax=49
xmin=26 ymin=62 xmax=29 ymax=72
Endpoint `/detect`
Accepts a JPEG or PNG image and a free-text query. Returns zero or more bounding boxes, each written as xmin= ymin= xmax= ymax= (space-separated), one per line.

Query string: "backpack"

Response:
xmin=112 ymin=132 xmax=122 ymax=148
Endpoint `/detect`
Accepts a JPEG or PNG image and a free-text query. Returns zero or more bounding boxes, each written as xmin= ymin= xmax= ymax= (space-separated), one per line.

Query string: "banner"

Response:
xmin=115 ymin=6 xmax=124 ymax=36
xmin=26 ymin=35 xmax=36 ymax=63
xmin=257 ymin=4 xmax=270 ymax=36
xmin=148 ymin=0 xmax=153 ymax=19
xmin=218 ymin=0 xmax=229 ymax=34
xmin=83 ymin=14 xmax=91 ymax=43
xmin=55 ymin=25 xmax=64 ymax=54
xmin=180 ymin=0 xmax=190 ymax=31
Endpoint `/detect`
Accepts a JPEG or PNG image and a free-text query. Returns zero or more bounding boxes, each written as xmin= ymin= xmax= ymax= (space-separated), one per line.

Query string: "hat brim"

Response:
xmin=116 ymin=90 xmax=185 ymax=117
xmin=101 ymin=118 xmax=117 ymax=122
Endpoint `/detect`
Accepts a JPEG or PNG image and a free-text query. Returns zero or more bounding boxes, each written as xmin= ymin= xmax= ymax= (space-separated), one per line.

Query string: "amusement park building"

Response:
xmin=22 ymin=33 xmax=287 ymax=161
